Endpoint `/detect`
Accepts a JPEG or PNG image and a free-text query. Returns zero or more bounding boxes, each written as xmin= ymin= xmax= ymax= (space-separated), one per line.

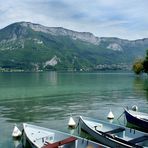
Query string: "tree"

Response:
xmin=133 ymin=60 xmax=144 ymax=75
xmin=143 ymin=50 xmax=148 ymax=73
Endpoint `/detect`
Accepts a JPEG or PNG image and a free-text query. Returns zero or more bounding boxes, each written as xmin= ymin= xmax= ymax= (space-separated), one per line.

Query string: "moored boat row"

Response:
xmin=14 ymin=107 xmax=148 ymax=148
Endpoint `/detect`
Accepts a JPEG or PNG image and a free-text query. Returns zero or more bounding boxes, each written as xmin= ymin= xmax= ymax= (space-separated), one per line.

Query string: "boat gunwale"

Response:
xmin=124 ymin=108 xmax=148 ymax=123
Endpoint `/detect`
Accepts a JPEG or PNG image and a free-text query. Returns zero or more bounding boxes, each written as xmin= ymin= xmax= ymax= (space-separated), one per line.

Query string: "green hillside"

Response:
xmin=0 ymin=22 xmax=147 ymax=71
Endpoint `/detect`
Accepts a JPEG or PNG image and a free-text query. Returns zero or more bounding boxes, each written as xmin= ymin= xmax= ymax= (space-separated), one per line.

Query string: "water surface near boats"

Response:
xmin=0 ymin=72 xmax=148 ymax=147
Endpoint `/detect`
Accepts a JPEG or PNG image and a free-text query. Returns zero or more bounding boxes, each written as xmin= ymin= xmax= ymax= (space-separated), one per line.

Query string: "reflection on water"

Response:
xmin=133 ymin=76 xmax=148 ymax=101
xmin=45 ymin=71 xmax=57 ymax=86
xmin=0 ymin=72 xmax=148 ymax=147
xmin=13 ymin=138 xmax=23 ymax=148
xmin=126 ymin=122 xmax=148 ymax=133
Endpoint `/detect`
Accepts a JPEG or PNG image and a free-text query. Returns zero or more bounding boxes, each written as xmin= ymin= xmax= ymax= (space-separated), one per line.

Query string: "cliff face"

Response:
xmin=0 ymin=22 xmax=148 ymax=71
xmin=19 ymin=22 xmax=101 ymax=45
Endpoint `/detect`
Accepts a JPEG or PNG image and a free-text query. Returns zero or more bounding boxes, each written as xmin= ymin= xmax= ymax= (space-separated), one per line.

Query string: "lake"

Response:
xmin=0 ymin=72 xmax=148 ymax=147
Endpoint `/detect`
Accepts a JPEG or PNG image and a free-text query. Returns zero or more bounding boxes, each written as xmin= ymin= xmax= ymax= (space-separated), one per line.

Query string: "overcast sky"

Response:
xmin=1 ymin=0 xmax=148 ymax=40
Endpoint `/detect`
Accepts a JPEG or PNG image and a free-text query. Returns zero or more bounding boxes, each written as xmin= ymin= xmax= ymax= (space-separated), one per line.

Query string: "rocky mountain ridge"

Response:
xmin=0 ymin=22 xmax=147 ymax=71
xmin=14 ymin=22 xmax=100 ymax=45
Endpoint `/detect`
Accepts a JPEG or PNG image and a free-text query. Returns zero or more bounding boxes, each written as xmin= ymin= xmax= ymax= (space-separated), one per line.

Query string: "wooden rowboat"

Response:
xmin=23 ymin=123 xmax=108 ymax=148
xmin=124 ymin=108 xmax=148 ymax=131
xmin=78 ymin=116 xmax=148 ymax=148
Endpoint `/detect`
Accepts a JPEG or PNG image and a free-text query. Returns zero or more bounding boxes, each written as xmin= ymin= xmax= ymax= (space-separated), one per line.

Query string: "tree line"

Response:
xmin=133 ymin=49 xmax=148 ymax=75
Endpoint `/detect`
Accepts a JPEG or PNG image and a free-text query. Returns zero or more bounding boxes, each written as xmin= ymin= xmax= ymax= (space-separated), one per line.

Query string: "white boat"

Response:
xmin=23 ymin=123 xmax=109 ymax=148
xmin=78 ymin=116 xmax=148 ymax=148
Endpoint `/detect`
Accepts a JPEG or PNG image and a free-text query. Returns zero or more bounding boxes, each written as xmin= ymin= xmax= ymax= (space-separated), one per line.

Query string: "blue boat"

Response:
xmin=124 ymin=108 xmax=148 ymax=131
xmin=78 ymin=116 xmax=148 ymax=148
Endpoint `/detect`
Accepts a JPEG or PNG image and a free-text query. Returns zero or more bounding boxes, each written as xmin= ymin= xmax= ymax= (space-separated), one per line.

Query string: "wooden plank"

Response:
xmin=43 ymin=136 xmax=77 ymax=148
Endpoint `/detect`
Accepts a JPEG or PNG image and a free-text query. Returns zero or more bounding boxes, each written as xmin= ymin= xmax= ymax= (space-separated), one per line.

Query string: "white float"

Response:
xmin=12 ymin=124 xmax=22 ymax=138
xmin=68 ymin=116 xmax=76 ymax=128
xmin=132 ymin=105 xmax=138 ymax=111
xmin=107 ymin=109 xmax=114 ymax=119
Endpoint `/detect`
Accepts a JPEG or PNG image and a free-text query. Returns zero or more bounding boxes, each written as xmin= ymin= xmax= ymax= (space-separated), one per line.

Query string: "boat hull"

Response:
xmin=124 ymin=109 xmax=148 ymax=131
xmin=22 ymin=130 xmax=36 ymax=148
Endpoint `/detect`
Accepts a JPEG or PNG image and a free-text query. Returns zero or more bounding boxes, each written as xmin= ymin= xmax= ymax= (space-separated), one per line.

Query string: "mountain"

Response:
xmin=0 ymin=21 xmax=148 ymax=71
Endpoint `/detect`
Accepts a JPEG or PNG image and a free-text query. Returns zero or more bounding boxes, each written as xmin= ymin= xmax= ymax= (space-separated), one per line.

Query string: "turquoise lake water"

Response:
xmin=0 ymin=72 xmax=147 ymax=147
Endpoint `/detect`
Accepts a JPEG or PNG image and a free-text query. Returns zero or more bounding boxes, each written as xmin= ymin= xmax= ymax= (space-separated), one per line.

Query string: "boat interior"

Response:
xmin=83 ymin=117 xmax=148 ymax=146
xmin=24 ymin=124 xmax=107 ymax=148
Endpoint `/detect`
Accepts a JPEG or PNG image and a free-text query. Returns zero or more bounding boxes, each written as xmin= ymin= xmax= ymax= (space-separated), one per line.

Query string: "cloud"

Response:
xmin=0 ymin=0 xmax=148 ymax=39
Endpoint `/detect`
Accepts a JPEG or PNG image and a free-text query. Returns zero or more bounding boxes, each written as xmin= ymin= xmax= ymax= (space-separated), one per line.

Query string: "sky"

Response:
xmin=0 ymin=0 xmax=148 ymax=40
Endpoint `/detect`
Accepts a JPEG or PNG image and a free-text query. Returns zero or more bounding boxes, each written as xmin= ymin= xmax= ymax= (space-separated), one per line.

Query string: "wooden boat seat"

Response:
xmin=128 ymin=135 xmax=148 ymax=144
xmin=105 ymin=127 xmax=125 ymax=134
xmin=94 ymin=126 xmax=143 ymax=148
xmin=43 ymin=136 xmax=77 ymax=148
